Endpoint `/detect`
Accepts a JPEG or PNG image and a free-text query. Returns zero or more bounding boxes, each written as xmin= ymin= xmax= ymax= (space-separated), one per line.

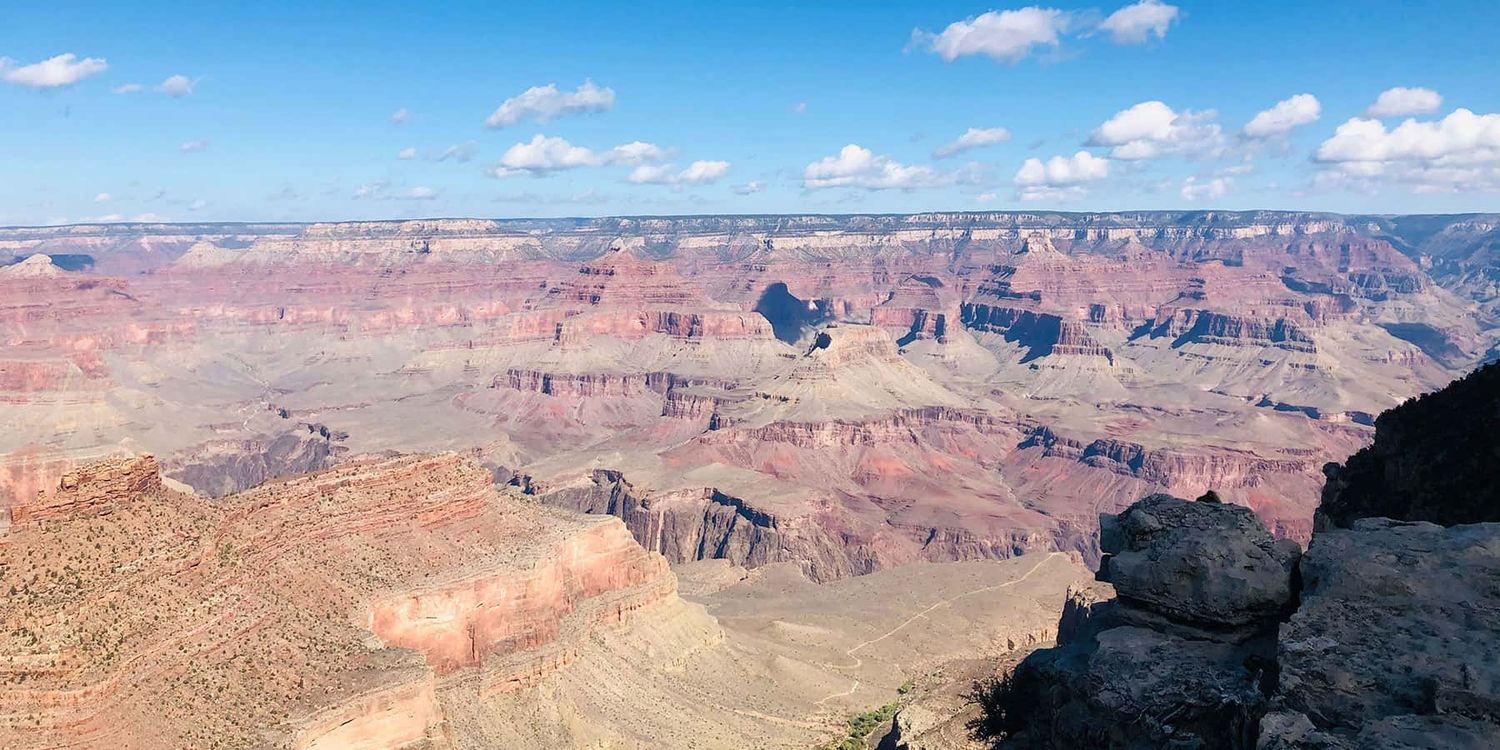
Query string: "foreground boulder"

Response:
xmin=1101 ymin=494 xmax=1300 ymax=632
xmin=973 ymin=494 xmax=1291 ymax=749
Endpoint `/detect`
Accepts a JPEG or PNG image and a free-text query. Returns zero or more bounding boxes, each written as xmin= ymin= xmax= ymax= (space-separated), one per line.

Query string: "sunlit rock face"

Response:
xmin=1 ymin=212 xmax=1495 ymax=577
xmin=0 ymin=453 xmax=683 ymax=749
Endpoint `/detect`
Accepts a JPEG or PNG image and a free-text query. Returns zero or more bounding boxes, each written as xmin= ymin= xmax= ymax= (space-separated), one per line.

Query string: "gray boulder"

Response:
xmin=1100 ymin=494 xmax=1300 ymax=629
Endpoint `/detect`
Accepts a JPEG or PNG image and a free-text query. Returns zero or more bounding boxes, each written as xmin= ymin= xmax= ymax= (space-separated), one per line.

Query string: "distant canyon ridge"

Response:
xmin=2 ymin=211 xmax=1496 ymax=575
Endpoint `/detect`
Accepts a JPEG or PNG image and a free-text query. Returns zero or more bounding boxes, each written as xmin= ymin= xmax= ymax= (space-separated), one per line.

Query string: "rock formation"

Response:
xmin=0 ymin=212 xmax=1494 ymax=582
xmin=970 ymin=359 xmax=1500 ymax=749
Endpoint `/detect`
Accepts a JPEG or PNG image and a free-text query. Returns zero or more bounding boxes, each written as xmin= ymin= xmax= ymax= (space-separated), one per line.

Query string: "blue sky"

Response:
xmin=3 ymin=1 xmax=1498 ymax=225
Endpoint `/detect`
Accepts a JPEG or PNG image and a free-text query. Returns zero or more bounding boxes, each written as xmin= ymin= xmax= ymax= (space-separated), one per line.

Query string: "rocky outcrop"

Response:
xmin=1143 ymin=309 xmax=1317 ymax=353
xmin=974 ymin=361 xmax=1500 ymax=749
xmin=13 ymin=455 xmax=162 ymax=524
xmin=980 ymin=494 xmax=1291 ymax=749
xmin=1260 ymin=518 xmax=1500 ymax=749
xmin=960 ymin=303 xmax=1114 ymax=362
xmin=1318 ymin=360 xmax=1500 ymax=529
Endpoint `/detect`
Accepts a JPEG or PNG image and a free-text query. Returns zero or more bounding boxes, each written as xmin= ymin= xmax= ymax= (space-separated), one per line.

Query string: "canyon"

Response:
xmin=1 ymin=211 xmax=1498 ymax=747
xmin=3 ymin=212 xmax=1493 ymax=569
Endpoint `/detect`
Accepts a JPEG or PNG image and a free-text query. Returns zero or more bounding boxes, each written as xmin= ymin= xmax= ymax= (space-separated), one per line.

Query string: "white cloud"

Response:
xmin=803 ymin=144 xmax=953 ymax=190
xmin=934 ymin=126 xmax=1012 ymax=158
xmin=397 ymin=147 xmax=418 ymax=160
xmin=491 ymin=134 xmax=605 ymax=176
xmin=630 ymin=160 xmax=732 ymax=187
xmin=187 ymin=198 xmax=209 ymax=211
xmin=1013 ymin=150 xmax=1111 ymax=202
xmin=1313 ymin=108 xmax=1500 ymax=192
xmin=1181 ymin=175 xmax=1230 ymax=201
xmin=679 ymin=160 xmax=731 ymax=184
xmin=792 ymin=102 xmax=808 ymax=115
xmin=912 ymin=7 xmax=1071 ymax=64
xmin=1242 ymin=93 xmax=1321 ymax=139
xmin=608 ymin=141 xmax=672 ymax=165
xmin=112 ymin=83 xmax=143 ymax=94
xmin=433 ymin=140 xmax=479 ymax=162
xmin=1364 ymin=87 xmax=1443 ymax=118
xmin=977 ymin=191 xmax=1000 ymax=203
xmin=1088 ymin=100 xmax=1223 ymax=160
xmin=156 ymin=74 xmax=197 ymax=98
xmin=93 ymin=192 xmax=112 ymax=203
xmin=484 ymin=80 xmax=615 ymax=128
xmin=733 ymin=180 xmax=764 ymax=195
xmin=399 ymin=186 xmax=437 ymax=200
xmin=489 ymin=135 xmax=673 ymax=177
xmin=391 ymin=108 xmax=410 ymax=124
xmin=0 ymin=53 xmax=108 ymax=88
xmin=179 ymin=139 xmax=210 ymax=153
xmin=1098 ymin=1 xmax=1180 ymax=44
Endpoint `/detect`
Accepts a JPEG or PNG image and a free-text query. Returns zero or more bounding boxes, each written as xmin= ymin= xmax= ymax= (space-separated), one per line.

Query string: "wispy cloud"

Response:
xmin=484 ymin=81 xmax=615 ymax=128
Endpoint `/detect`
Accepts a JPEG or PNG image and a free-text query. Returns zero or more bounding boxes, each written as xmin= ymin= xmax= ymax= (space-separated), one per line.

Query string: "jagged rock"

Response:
xmin=1262 ymin=518 xmax=1500 ymax=748
xmin=1318 ymin=360 xmax=1500 ymax=529
xmin=1099 ymin=494 xmax=1300 ymax=630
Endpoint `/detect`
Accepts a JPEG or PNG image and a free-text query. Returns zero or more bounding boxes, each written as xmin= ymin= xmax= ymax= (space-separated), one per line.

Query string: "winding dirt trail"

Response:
xmin=814 ymin=551 xmax=1066 ymax=703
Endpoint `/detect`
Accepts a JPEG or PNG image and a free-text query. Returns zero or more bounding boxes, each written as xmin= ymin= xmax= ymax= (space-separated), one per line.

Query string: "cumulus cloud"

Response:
xmin=0 ymin=53 xmax=108 ymax=88
xmin=1098 ymin=1 xmax=1180 ymax=44
xmin=803 ymin=144 xmax=955 ymax=190
xmin=1314 ymin=108 xmax=1500 ymax=192
xmin=1242 ymin=93 xmax=1321 ymax=139
xmin=934 ymin=127 xmax=1012 ymax=158
xmin=488 ymin=135 xmax=679 ymax=178
xmin=156 ymin=74 xmax=197 ymax=98
xmin=1088 ymin=100 xmax=1223 ymax=160
xmin=733 ymin=180 xmax=764 ymax=195
xmin=484 ymin=81 xmax=615 ymax=128
xmin=179 ymin=139 xmax=210 ymax=153
xmin=628 ymin=160 xmax=731 ymax=187
xmin=490 ymin=135 xmax=605 ymax=176
xmin=1181 ymin=175 xmax=1230 ymax=201
xmin=1013 ymin=150 xmax=1110 ymax=200
xmin=391 ymin=108 xmax=410 ymax=124
xmin=912 ymin=7 xmax=1071 ymax=64
xmin=397 ymin=147 xmax=417 ymax=160
xmin=1364 ymin=86 xmax=1443 ymax=118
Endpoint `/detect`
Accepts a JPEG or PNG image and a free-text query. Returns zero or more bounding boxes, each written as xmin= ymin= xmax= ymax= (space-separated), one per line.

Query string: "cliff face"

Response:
xmin=975 ymin=360 xmax=1500 ymax=749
